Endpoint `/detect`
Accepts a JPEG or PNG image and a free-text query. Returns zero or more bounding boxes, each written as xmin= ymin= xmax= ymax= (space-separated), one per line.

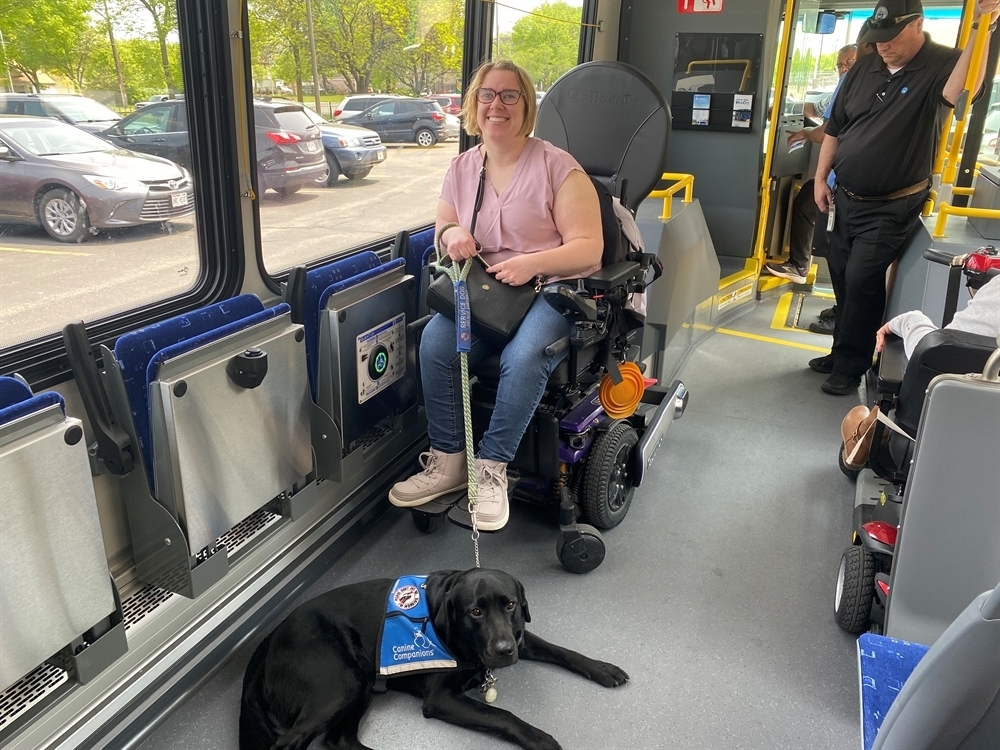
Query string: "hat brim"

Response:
xmin=858 ymin=16 xmax=918 ymax=44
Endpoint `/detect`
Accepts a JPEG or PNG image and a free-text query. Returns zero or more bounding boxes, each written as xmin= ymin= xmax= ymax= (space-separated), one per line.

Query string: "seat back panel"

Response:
xmin=0 ymin=413 xmax=115 ymax=692
xmin=151 ymin=312 xmax=311 ymax=554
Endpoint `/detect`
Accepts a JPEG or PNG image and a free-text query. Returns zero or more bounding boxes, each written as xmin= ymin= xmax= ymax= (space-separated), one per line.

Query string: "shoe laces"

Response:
xmin=418 ymin=450 xmax=443 ymax=476
xmin=476 ymin=461 xmax=506 ymax=492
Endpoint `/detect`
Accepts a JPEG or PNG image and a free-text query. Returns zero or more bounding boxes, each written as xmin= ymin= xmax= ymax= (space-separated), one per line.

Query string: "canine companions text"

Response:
xmin=240 ymin=568 xmax=628 ymax=750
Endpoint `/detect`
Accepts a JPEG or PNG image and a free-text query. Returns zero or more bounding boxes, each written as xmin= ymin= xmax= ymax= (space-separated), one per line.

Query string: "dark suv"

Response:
xmin=100 ymin=99 xmax=326 ymax=196
xmin=337 ymin=98 xmax=446 ymax=147
xmin=0 ymin=93 xmax=121 ymax=133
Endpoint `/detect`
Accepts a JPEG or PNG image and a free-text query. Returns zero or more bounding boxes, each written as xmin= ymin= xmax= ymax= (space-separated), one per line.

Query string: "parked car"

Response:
xmin=135 ymin=93 xmax=183 ymax=109
xmin=431 ymin=94 xmax=462 ymax=115
xmin=337 ymin=98 xmax=446 ymax=147
xmin=443 ymin=113 xmax=461 ymax=140
xmin=298 ymin=105 xmax=386 ymax=184
xmin=333 ymin=94 xmax=403 ymax=119
xmin=0 ymin=93 xmax=121 ymax=133
xmin=0 ymin=116 xmax=194 ymax=242
xmin=100 ymin=98 xmax=326 ymax=195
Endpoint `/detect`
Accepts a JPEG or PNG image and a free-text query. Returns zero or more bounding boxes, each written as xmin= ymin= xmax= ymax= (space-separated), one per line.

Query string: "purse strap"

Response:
xmin=470 ymin=151 xmax=487 ymax=238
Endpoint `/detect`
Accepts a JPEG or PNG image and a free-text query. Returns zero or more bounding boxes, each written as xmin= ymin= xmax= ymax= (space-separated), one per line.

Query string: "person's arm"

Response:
xmin=814 ymin=135 xmax=837 ymax=212
xmin=786 ymin=123 xmax=827 ymax=149
xmin=942 ymin=3 xmax=999 ymax=106
xmin=435 ymin=199 xmax=480 ymax=262
xmin=879 ymin=310 xmax=940 ymax=359
xmin=947 ymin=275 xmax=1000 ymax=340
xmin=486 ymin=170 xmax=603 ymax=286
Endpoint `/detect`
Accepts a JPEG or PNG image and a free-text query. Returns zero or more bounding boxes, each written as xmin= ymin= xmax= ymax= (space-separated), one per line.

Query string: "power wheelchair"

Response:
xmin=402 ymin=62 xmax=688 ymax=573
xmin=835 ymin=245 xmax=999 ymax=633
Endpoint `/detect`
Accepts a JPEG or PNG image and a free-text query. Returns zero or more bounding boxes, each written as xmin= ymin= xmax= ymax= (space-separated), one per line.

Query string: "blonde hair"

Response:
xmin=460 ymin=59 xmax=538 ymax=139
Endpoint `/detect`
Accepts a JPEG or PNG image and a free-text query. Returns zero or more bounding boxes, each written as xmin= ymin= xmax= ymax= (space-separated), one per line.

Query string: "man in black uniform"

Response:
xmin=811 ymin=0 xmax=999 ymax=395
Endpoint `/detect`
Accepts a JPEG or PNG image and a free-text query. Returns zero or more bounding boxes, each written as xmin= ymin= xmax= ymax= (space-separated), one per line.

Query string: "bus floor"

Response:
xmin=139 ymin=291 xmax=862 ymax=750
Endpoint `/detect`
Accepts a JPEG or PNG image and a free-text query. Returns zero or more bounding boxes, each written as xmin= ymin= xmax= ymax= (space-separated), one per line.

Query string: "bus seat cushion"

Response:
xmin=303 ymin=252 xmax=383 ymax=397
xmin=113 ymin=294 xmax=267 ymax=491
xmin=408 ymin=227 xmax=435 ymax=277
xmin=0 ymin=376 xmax=33 ymax=410
xmin=858 ymin=632 xmax=930 ymax=750
xmin=0 ymin=391 xmax=65 ymax=427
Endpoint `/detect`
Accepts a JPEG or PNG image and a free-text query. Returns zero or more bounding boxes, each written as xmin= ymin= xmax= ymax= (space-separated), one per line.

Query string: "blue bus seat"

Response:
xmin=288 ymin=253 xmax=419 ymax=483
xmin=861 ymin=585 xmax=1000 ymax=750
xmin=0 ymin=376 xmax=126 ymax=691
xmin=109 ymin=293 xmax=312 ymax=558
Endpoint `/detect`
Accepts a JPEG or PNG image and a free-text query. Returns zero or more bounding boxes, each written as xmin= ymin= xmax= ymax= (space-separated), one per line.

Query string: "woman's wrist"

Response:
xmin=435 ymin=222 xmax=460 ymax=253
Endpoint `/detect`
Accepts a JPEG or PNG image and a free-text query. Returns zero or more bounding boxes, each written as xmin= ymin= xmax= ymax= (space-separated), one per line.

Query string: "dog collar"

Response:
xmin=374 ymin=576 xmax=459 ymax=691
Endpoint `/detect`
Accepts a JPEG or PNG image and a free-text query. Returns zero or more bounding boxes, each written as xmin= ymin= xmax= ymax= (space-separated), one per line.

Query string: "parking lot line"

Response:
xmin=0 ymin=246 xmax=92 ymax=256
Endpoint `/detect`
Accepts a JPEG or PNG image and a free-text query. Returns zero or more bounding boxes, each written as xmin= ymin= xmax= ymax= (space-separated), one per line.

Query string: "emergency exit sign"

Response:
xmin=678 ymin=0 xmax=724 ymax=12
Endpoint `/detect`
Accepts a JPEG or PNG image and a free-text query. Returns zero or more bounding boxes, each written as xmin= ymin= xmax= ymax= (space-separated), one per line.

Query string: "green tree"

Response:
xmin=248 ymin=0 xmax=310 ymax=98
xmin=509 ymin=1 xmax=579 ymax=90
xmin=317 ymin=0 xmax=411 ymax=94
xmin=1 ymin=0 xmax=93 ymax=91
xmin=135 ymin=0 xmax=180 ymax=94
xmin=390 ymin=0 xmax=464 ymax=96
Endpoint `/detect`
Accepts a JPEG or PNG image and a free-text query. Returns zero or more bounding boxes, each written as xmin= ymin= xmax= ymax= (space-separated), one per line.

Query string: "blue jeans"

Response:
xmin=420 ymin=296 xmax=572 ymax=463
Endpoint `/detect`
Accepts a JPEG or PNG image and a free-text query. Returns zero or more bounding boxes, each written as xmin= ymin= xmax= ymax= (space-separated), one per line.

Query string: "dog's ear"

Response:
xmin=517 ymin=579 xmax=531 ymax=623
xmin=427 ymin=570 xmax=462 ymax=648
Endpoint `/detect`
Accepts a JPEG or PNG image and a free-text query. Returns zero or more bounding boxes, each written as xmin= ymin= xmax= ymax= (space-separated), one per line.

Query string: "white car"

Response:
xmin=443 ymin=113 xmax=461 ymax=140
xmin=978 ymin=104 xmax=999 ymax=163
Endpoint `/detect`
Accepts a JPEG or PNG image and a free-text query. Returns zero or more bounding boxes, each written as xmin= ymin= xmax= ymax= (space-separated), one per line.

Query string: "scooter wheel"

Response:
xmin=556 ymin=524 xmax=606 ymax=574
xmin=412 ymin=511 xmax=444 ymax=534
xmin=835 ymin=544 xmax=876 ymax=633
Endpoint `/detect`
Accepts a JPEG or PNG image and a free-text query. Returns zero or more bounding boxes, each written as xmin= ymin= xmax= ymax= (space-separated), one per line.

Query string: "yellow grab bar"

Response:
xmin=933 ymin=203 xmax=1000 ymax=238
xmin=647 ymin=173 xmax=695 ymax=219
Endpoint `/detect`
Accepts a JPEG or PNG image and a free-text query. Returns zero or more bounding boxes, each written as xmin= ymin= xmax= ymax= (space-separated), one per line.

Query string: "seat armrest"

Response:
xmin=877 ymin=336 xmax=907 ymax=393
xmin=583 ymin=261 xmax=642 ymax=291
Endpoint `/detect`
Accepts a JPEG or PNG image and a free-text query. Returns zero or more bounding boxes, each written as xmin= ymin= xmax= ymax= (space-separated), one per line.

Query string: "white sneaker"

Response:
xmin=471 ymin=458 xmax=509 ymax=531
xmin=389 ymin=448 xmax=467 ymax=507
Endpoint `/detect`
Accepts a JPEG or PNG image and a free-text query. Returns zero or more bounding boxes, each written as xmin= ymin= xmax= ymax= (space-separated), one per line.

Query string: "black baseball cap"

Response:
xmin=858 ymin=0 xmax=923 ymax=43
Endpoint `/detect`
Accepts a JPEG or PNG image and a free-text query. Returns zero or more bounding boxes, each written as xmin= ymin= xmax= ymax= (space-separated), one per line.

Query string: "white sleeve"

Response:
xmin=887 ymin=310 xmax=939 ymax=359
xmin=947 ymin=275 xmax=1000 ymax=344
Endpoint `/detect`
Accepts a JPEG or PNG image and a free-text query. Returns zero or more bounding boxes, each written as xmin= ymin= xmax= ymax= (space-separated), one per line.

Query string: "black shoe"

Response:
xmin=809 ymin=354 xmax=834 ymax=374
xmin=819 ymin=305 xmax=838 ymax=321
xmin=765 ymin=261 xmax=808 ymax=284
xmin=809 ymin=318 xmax=835 ymax=335
xmin=821 ymin=373 xmax=861 ymax=395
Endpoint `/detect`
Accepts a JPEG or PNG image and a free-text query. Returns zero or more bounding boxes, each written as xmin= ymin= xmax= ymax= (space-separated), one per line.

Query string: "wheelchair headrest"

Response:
xmin=535 ymin=61 xmax=670 ymax=208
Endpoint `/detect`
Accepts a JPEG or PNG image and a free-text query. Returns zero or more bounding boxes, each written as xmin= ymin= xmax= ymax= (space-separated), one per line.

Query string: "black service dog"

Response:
xmin=240 ymin=569 xmax=628 ymax=750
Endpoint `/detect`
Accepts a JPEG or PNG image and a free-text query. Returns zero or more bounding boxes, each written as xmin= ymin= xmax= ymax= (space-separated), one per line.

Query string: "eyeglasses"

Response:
xmin=866 ymin=12 xmax=920 ymax=30
xmin=476 ymin=88 xmax=523 ymax=105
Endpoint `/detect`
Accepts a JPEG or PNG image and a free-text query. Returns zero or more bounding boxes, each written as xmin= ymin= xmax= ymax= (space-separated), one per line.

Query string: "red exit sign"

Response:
xmin=678 ymin=0 xmax=724 ymax=12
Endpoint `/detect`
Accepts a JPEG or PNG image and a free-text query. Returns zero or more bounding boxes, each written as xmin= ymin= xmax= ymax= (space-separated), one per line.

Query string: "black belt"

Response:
xmin=840 ymin=179 xmax=930 ymax=202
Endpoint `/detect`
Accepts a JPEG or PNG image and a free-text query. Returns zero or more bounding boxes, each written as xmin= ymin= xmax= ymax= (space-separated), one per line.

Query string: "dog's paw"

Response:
xmin=523 ymin=729 xmax=562 ymax=750
xmin=590 ymin=660 xmax=629 ymax=687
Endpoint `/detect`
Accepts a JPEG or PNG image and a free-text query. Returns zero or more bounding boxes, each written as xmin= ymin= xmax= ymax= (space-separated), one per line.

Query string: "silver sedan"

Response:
xmin=0 ymin=116 xmax=194 ymax=243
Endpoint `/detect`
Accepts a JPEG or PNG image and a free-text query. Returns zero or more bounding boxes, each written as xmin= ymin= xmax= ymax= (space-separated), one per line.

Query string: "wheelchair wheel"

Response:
xmin=556 ymin=524 xmax=606 ymax=574
xmin=834 ymin=544 xmax=876 ymax=633
xmin=838 ymin=442 xmax=860 ymax=480
xmin=582 ymin=420 xmax=638 ymax=530
xmin=412 ymin=511 xmax=444 ymax=534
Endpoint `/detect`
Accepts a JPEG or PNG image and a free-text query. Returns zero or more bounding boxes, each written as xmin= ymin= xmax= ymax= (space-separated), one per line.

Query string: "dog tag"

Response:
xmin=484 ymin=687 xmax=498 ymax=703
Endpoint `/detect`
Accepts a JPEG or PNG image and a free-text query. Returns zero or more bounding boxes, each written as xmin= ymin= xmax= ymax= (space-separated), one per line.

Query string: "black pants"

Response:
xmin=827 ymin=186 xmax=927 ymax=378
xmin=788 ymin=179 xmax=817 ymax=269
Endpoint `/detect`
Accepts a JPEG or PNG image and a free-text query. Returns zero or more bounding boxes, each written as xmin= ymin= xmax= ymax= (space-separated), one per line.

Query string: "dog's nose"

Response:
xmin=492 ymin=639 xmax=515 ymax=658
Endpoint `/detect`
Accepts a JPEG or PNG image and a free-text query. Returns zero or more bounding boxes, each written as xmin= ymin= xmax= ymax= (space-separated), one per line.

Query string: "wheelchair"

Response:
xmin=835 ymin=246 xmax=999 ymax=633
xmin=405 ymin=62 xmax=688 ymax=573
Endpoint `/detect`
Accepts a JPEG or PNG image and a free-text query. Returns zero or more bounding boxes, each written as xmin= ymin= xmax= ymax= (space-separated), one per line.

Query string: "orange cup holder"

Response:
xmin=599 ymin=362 xmax=645 ymax=419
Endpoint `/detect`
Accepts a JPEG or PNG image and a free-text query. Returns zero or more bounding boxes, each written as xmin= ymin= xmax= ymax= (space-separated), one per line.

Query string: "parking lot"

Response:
xmin=0 ymin=144 xmax=456 ymax=348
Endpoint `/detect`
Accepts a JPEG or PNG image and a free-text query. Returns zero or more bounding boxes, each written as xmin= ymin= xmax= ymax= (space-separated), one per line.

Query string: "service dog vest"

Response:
xmin=375 ymin=576 xmax=458 ymax=690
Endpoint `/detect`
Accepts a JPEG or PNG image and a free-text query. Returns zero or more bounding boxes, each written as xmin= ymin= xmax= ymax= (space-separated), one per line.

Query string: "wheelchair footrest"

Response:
xmin=409 ymin=490 xmax=464 ymax=517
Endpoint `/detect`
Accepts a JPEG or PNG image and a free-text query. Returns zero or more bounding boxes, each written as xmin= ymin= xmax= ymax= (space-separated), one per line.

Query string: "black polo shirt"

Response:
xmin=826 ymin=35 xmax=959 ymax=197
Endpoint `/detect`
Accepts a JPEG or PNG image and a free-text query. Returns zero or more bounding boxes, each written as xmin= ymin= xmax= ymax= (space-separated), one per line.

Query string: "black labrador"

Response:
xmin=240 ymin=568 xmax=628 ymax=750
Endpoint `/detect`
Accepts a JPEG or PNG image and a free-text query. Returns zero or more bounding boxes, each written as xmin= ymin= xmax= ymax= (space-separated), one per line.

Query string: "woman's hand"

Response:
xmin=486 ymin=254 xmax=540 ymax=286
xmin=440 ymin=225 xmax=478 ymax=262
xmin=875 ymin=322 xmax=892 ymax=353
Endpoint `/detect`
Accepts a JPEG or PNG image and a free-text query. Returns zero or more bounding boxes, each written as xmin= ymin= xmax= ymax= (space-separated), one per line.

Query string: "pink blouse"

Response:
xmin=440 ymin=137 xmax=600 ymax=280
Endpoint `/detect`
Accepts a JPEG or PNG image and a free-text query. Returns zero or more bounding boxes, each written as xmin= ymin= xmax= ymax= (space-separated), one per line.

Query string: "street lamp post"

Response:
xmin=0 ymin=29 xmax=15 ymax=92
xmin=305 ymin=0 xmax=322 ymax=112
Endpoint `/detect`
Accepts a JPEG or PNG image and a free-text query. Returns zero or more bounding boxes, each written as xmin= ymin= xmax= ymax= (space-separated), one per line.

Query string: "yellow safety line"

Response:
xmin=716 ymin=327 xmax=830 ymax=353
xmin=772 ymin=292 xmax=793 ymax=329
xmin=0 ymin=245 xmax=91 ymax=256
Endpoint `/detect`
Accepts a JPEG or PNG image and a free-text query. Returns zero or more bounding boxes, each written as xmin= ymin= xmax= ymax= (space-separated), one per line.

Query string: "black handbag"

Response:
xmin=426 ymin=153 xmax=538 ymax=348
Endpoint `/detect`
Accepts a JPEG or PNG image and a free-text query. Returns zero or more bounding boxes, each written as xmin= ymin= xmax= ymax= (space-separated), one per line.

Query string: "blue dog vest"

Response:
xmin=376 ymin=576 xmax=458 ymax=688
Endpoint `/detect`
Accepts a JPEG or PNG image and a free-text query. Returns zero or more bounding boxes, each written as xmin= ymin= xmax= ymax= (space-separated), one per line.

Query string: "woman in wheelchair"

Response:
xmin=388 ymin=60 xmax=603 ymax=530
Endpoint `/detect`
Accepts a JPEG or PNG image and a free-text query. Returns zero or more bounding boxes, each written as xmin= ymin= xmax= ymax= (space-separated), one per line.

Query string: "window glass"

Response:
xmin=249 ymin=0 xmax=466 ymax=275
xmin=123 ymin=105 xmax=172 ymax=135
xmin=492 ymin=0 xmax=585 ymax=93
xmin=0 ymin=0 xmax=199 ymax=350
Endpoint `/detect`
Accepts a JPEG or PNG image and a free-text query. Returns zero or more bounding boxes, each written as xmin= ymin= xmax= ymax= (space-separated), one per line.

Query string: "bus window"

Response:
xmin=0 ymin=0 xmax=199 ymax=350
xmin=491 ymin=0 xmax=585 ymax=102
xmin=250 ymin=0 xmax=467 ymax=275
